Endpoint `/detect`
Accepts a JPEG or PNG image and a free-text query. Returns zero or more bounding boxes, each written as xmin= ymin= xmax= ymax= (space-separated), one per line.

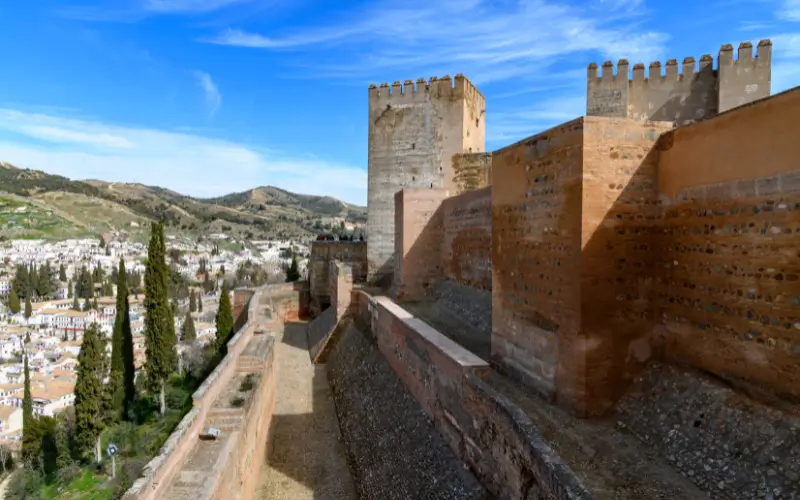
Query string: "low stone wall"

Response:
xmin=361 ymin=292 xmax=591 ymax=499
xmin=210 ymin=336 xmax=277 ymax=500
xmin=308 ymin=306 xmax=337 ymax=361
xmin=122 ymin=287 xmax=274 ymax=500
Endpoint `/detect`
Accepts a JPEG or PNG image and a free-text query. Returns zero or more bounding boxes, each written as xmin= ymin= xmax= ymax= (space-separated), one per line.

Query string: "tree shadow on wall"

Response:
xmin=259 ymin=320 xmax=357 ymax=499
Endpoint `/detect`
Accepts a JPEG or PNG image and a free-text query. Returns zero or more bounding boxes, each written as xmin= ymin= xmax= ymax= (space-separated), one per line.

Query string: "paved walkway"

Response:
xmin=256 ymin=321 xmax=356 ymax=500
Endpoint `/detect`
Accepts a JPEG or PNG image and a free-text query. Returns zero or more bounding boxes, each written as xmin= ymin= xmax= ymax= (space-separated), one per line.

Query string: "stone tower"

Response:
xmin=366 ymin=74 xmax=486 ymax=287
xmin=586 ymin=39 xmax=772 ymax=125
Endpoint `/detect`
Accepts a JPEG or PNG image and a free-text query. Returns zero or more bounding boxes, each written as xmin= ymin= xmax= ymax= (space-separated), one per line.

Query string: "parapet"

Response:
xmin=586 ymin=40 xmax=773 ymax=122
xmin=368 ymin=74 xmax=482 ymax=105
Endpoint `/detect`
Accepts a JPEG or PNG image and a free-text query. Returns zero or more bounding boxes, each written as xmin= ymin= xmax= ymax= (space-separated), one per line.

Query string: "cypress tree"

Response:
xmin=215 ymin=281 xmax=234 ymax=351
xmin=189 ymin=290 xmax=196 ymax=313
xmin=285 ymin=255 xmax=300 ymax=282
xmin=72 ymin=295 xmax=81 ymax=311
xmin=198 ymin=295 xmax=203 ymax=313
xmin=182 ymin=312 xmax=196 ymax=342
xmin=22 ymin=355 xmax=34 ymax=459
xmin=108 ymin=258 xmax=135 ymax=421
xmin=67 ymin=279 xmax=73 ymax=299
xmin=24 ymin=296 xmax=32 ymax=319
xmin=143 ymin=221 xmax=177 ymax=417
xmin=7 ymin=289 xmax=20 ymax=314
xmin=59 ymin=263 xmax=67 ymax=282
xmin=91 ymin=298 xmax=98 ymax=310
xmin=74 ymin=324 xmax=107 ymax=462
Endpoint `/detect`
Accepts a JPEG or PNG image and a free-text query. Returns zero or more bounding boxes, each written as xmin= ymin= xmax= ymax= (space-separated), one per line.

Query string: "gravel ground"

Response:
xmin=256 ymin=321 xmax=357 ymax=500
xmin=326 ymin=324 xmax=492 ymax=500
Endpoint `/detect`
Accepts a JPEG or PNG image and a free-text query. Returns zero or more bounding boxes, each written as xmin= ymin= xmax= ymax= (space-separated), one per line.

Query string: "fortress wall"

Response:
xmin=393 ymin=188 xmax=449 ymax=301
xmin=718 ymin=41 xmax=772 ymax=113
xmin=308 ymin=241 xmax=366 ymax=314
xmin=654 ymin=87 xmax=800 ymax=399
xmin=452 ymin=152 xmax=492 ymax=195
xmin=570 ymin=117 xmax=673 ymax=416
xmin=441 ymin=186 xmax=492 ymax=291
xmin=490 ymin=120 xmax=585 ymax=400
xmin=627 ymin=57 xmax=718 ymax=124
xmin=123 ymin=289 xmax=267 ymax=500
xmin=361 ymin=292 xmax=591 ymax=499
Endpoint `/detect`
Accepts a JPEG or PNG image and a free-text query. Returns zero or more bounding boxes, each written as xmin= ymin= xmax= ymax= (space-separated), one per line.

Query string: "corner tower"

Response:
xmin=366 ymin=74 xmax=486 ymax=287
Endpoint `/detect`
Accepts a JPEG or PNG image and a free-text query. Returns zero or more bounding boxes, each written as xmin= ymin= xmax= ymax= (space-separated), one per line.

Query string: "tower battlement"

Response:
xmin=368 ymin=74 xmax=484 ymax=105
xmin=587 ymin=40 xmax=772 ymax=124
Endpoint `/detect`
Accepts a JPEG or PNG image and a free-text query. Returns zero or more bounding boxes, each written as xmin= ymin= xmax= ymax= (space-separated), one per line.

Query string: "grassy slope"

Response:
xmin=0 ymin=162 xmax=364 ymax=241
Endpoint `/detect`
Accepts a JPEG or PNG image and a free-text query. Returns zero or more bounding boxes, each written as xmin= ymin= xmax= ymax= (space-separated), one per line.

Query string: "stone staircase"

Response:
xmin=236 ymin=355 xmax=264 ymax=373
xmin=205 ymin=407 xmax=245 ymax=433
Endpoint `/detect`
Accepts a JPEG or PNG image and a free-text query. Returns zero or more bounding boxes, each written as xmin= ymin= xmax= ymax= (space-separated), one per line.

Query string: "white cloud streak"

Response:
xmin=0 ymin=109 xmax=366 ymax=205
xmin=143 ymin=0 xmax=251 ymax=13
xmin=203 ymin=0 xmax=667 ymax=84
xmin=781 ymin=0 xmax=800 ymax=21
xmin=194 ymin=71 xmax=222 ymax=117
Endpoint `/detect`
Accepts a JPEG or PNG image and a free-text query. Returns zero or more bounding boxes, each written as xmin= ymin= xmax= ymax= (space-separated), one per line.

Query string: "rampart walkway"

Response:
xmin=256 ymin=321 xmax=357 ymax=500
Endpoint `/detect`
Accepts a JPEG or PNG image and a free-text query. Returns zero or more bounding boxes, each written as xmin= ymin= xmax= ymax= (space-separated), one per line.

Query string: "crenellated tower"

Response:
xmin=366 ymin=74 xmax=486 ymax=287
xmin=586 ymin=40 xmax=772 ymax=125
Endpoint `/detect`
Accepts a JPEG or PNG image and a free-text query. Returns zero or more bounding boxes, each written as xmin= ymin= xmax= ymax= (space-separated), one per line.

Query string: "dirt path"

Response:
xmin=256 ymin=322 xmax=356 ymax=500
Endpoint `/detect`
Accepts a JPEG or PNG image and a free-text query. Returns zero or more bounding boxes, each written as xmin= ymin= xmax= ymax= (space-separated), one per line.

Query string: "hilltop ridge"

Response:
xmin=0 ymin=162 xmax=366 ymax=242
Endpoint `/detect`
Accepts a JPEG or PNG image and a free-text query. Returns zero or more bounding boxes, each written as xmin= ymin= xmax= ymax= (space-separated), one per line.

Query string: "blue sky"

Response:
xmin=0 ymin=0 xmax=798 ymax=205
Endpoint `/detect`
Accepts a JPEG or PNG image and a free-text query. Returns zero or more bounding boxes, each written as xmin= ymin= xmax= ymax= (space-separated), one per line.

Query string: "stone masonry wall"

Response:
xmin=654 ymin=86 xmax=800 ymax=400
xmin=441 ymin=186 xmax=492 ymax=291
xmin=308 ymin=241 xmax=366 ymax=315
xmin=357 ymin=292 xmax=591 ymax=499
xmin=587 ymin=40 xmax=771 ymax=125
xmin=122 ymin=288 xmax=270 ymax=500
xmin=573 ymin=117 xmax=673 ymax=416
xmin=490 ymin=119 xmax=584 ymax=402
xmin=367 ymin=75 xmax=485 ymax=286
xmin=452 ymin=152 xmax=492 ymax=195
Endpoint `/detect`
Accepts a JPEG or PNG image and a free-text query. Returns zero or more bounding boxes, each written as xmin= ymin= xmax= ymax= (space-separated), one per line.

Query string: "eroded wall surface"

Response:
xmin=490 ymin=120 xmax=584 ymax=400
xmin=367 ymin=76 xmax=485 ymax=286
xmin=452 ymin=152 xmax=492 ymax=195
xmin=654 ymin=87 xmax=800 ymax=399
xmin=441 ymin=186 xmax=492 ymax=291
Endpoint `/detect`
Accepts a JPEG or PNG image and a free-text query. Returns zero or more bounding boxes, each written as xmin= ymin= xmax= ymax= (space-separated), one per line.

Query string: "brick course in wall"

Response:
xmin=441 ymin=186 xmax=492 ymax=291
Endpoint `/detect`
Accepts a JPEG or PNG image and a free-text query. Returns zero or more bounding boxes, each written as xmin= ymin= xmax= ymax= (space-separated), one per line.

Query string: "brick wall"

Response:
xmin=452 ymin=152 xmax=492 ymax=195
xmin=441 ymin=186 xmax=492 ymax=291
xmin=653 ymin=86 xmax=800 ymax=399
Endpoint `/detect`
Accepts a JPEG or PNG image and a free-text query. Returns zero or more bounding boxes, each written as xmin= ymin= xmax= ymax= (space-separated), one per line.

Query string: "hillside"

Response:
xmin=0 ymin=162 xmax=366 ymax=242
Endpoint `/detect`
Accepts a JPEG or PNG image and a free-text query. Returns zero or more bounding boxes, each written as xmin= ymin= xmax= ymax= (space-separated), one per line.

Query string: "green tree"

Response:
xmin=67 ymin=279 xmax=73 ymax=299
xmin=143 ymin=221 xmax=177 ymax=417
xmin=59 ymin=263 xmax=67 ymax=282
xmin=215 ymin=281 xmax=234 ymax=351
xmin=108 ymin=258 xmax=136 ymax=421
xmin=182 ymin=312 xmax=196 ymax=342
xmin=74 ymin=324 xmax=107 ymax=462
xmin=72 ymin=295 xmax=81 ymax=311
xmin=22 ymin=355 xmax=34 ymax=460
xmin=189 ymin=290 xmax=197 ymax=313
xmin=23 ymin=296 xmax=32 ymax=320
xmin=91 ymin=297 xmax=99 ymax=310
xmin=25 ymin=332 xmax=31 ymax=344
xmin=99 ymin=234 xmax=106 ymax=248
xmin=12 ymin=264 xmax=29 ymax=299
xmin=198 ymin=295 xmax=203 ymax=313
xmin=285 ymin=255 xmax=300 ymax=283
xmin=37 ymin=262 xmax=52 ymax=298
xmin=7 ymin=289 xmax=20 ymax=314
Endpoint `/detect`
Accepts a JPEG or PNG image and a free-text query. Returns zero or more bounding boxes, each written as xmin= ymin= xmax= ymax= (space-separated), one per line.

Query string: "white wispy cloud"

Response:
xmin=781 ymin=0 xmax=800 ymax=21
xmin=194 ymin=71 xmax=222 ymax=117
xmin=143 ymin=0 xmax=251 ymax=13
xmin=202 ymin=0 xmax=667 ymax=84
xmin=0 ymin=109 xmax=366 ymax=205
xmin=488 ymin=95 xmax=585 ymax=145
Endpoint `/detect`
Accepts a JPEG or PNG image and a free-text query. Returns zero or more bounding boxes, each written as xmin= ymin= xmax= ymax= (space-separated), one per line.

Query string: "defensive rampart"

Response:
xmin=349 ymin=290 xmax=591 ymax=499
xmin=308 ymin=241 xmax=366 ymax=314
xmin=121 ymin=284 xmax=302 ymax=500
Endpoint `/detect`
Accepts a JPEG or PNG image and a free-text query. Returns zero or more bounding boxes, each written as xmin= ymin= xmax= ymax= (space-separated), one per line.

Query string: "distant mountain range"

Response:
xmin=0 ymin=162 xmax=366 ymax=242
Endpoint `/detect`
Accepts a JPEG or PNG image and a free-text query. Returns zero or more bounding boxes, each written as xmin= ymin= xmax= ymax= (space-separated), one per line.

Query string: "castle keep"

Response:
xmin=587 ymin=40 xmax=772 ymax=124
xmin=366 ymin=75 xmax=486 ymax=286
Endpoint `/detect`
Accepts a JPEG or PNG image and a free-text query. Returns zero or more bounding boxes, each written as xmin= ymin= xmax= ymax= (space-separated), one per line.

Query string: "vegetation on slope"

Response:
xmin=0 ymin=162 xmax=366 ymax=241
